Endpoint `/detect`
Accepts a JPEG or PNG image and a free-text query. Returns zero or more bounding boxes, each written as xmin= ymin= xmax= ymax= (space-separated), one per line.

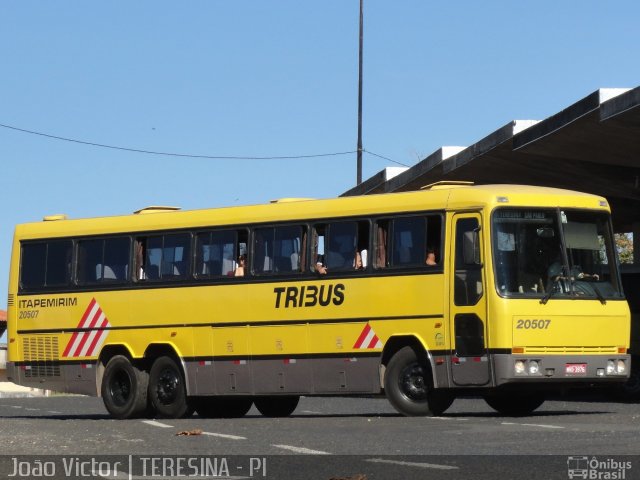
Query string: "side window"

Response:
xmin=327 ymin=222 xmax=356 ymax=271
xmin=135 ymin=233 xmax=190 ymax=281
xmin=196 ymin=230 xmax=234 ymax=277
xmin=195 ymin=229 xmax=247 ymax=277
xmin=77 ymin=237 xmax=130 ymax=285
xmin=391 ymin=217 xmax=426 ymax=266
xmin=20 ymin=243 xmax=47 ymax=289
xmin=20 ymin=240 xmax=73 ymax=290
xmin=375 ymin=220 xmax=389 ymax=268
xmin=314 ymin=220 xmax=369 ymax=273
xmin=454 ymin=217 xmax=483 ymax=306
xmin=254 ymin=226 xmax=305 ymax=274
xmin=375 ymin=214 xmax=442 ymax=269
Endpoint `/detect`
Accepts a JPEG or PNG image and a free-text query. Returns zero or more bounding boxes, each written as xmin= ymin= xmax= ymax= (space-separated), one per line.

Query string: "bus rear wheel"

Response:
xmin=484 ymin=392 xmax=545 ymax=416
xmin=193 ymin=396 xmax=253 ymax=418
xmin=384 ymin=346 xmax=453 ymax=416
xmin=148 ymin=356 xmax=191 ymax=419
xmin=101 ymin=355 xmax=149 ymax=419
xmin=254 ymin=395 xmax=300 ymax=417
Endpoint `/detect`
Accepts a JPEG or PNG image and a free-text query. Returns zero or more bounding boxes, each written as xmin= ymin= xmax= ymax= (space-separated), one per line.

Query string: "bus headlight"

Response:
xmin=617 ymin=360 xmax=626 ymax=374
xmin=528 ymin=360 xmax=540 ymax=375
xmin=515 ymin=360 xmax=526 ymax=374
xmin=606 ymin=360 xmax=616 ymax=375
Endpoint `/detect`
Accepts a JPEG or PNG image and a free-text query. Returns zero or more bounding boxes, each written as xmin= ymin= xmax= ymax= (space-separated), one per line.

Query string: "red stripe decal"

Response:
xmin=367 ymin=334 xmax=380 ymax=349
xmin=353 ymin=323 xmax=371 ymax=349
xmin=62 ymin=298 xmax=97 ymax=357
xmin=85 ymin=316 xmax=110 ymax=357
xmin=72 ymin=308 xmax=103 ymax=357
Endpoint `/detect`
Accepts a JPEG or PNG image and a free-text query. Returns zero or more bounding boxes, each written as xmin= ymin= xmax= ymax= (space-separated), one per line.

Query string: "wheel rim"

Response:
xmin=155 ymin=367 xmax=180 ymax=405
xmin=399 ymin=362 xmax=428 ymax=401
xmin=110 ymin=370 xmax=132 ymax=407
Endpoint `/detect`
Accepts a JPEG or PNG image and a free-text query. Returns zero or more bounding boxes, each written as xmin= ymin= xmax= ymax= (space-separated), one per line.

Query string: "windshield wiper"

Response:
xmin=540 ymin=288 xmax=556 ymax=305
xmin=592 ymin=284 xmax=606 ymax=305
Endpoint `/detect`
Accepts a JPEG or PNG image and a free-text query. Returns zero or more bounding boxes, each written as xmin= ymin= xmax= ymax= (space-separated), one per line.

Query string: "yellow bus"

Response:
xmin=5 ymin=183 xmax=630 ymax=419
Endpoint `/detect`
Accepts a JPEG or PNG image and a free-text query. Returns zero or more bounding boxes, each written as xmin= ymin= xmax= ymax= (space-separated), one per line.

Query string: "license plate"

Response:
xmin=565 ymin=363 xmax=587 ymax=375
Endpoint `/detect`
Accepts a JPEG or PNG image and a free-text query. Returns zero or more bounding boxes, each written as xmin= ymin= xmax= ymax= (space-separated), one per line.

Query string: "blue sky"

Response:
xmin=1 ymin=1 xmax=640 ymax=311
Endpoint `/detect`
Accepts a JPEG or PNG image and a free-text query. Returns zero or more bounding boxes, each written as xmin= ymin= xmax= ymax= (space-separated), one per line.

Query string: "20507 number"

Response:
xmin=516 ymin=319 xmax=551 ymax=329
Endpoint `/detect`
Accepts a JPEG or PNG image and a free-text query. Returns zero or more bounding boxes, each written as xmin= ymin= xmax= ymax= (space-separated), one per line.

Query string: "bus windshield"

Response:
xmin=492 ymin=208 xmax=623 ymax=300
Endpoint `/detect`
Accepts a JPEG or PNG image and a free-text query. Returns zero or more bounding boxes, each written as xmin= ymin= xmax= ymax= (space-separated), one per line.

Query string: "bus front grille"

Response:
xmin=523 ymin=346 xmax=617 ymax=354
xmin=22 ymin=336 xmax=61 ymax=377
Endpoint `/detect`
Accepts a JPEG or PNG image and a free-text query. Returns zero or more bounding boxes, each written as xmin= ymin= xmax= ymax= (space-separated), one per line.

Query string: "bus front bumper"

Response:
xmin=493 ymin=353 xmax=631 ymax=385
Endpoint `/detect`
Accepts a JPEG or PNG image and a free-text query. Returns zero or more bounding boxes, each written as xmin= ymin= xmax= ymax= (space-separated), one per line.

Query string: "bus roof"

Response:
xmin=14 ymin=184 xmax=609 ymax=239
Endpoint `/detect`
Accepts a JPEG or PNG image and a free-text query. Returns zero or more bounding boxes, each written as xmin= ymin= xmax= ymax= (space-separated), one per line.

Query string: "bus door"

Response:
xmin=449 ymin=213 xmax=490 ymax=386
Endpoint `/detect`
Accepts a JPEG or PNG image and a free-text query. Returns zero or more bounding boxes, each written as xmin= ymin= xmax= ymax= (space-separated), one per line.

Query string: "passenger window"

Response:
xmin=135 ymin=234 xmax=190 ymax=281
xmin=314 ymin=221 xmax=369 ymax=273
xmin=375 ymin=220 xmax=389 ymax=268
xmin=77 ymin=237 xmax=130 ymax=285
xmin=392 ymin=217 xmax=426 ymax=266
xmin=20 ymin=240 xmax=73 ymax=290
xmin=195 ymin=230 xmax=246 ymax=277
xmin=254 ymin=226 xmax=305 ymax=274
xmin=196 ymin=231 xmax=233 ymax=277
xmin=376 ymin=215 xmax=442 ymax=269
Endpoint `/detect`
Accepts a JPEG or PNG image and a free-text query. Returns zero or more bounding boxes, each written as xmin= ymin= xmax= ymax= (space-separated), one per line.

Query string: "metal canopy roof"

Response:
xmin=342 ymin=86 xmax=640 ymax=231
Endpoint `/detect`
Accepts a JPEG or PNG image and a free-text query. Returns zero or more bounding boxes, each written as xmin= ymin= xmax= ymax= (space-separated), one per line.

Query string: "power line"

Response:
xmin=0 ymin=122 xmax=357 ymax=161
xmin=0 ymin=122 xmax=412 ymax=169
xmin=364 ymin=149 xmax=410 ymax=168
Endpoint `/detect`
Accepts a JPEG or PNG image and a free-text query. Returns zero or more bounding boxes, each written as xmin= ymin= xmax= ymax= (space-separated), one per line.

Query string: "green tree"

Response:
xmin=616 ymin=233 xmax=634 ymax=264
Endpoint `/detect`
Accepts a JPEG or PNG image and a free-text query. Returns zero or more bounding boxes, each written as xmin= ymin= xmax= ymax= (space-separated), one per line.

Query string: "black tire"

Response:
xmin=617 ymin=359 xmax=640 ymax=401
xmin=384 ymin=346 xmax=454 ymax=416
xmin=193 ymin=396 xmax=253 ymax=418
xmin=484 ymin=392 xmax=545 ymax=416
xmin=148 ymin=356 xmax=190 ymax=419
xmin=254 ymin=395 xmax=300 ymax=417
xmin=101 ymin=355 xmax=149 ymax=419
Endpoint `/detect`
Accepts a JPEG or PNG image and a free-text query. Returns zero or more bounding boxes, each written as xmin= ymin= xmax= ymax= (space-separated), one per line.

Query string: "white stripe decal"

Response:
xmin=361 ymin=328 xmax=375 ymax=349
xmin=66 ymin=302 xmax=101 ymax=357
xmin=77 ymin=312 xmax=105 ymax=357
xmin=88 ymin=329 xmax=109 ymax=357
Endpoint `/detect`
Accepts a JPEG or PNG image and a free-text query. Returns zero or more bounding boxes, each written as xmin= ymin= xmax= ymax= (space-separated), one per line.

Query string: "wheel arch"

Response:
xmin=96 ymin=344 xmax=136 ymax=397
xmin=380 ymin=335 xmax=436 ymax=388
xmin=143 ymin=343 xmax=190 ymax=396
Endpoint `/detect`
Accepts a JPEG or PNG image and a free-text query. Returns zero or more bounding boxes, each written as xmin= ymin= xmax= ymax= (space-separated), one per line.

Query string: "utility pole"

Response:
xmin=356 ymin=0 xmax=364 ymax=185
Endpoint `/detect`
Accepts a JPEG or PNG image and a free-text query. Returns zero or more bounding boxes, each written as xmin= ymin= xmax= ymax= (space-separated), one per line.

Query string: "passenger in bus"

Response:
xmin=354 ymin=249 xmax=367 ymax=270
xmin=548 ymin=261 xmax=599 ymax=289
xmin=315 ymin=254 xmax=327 ymax=275
xmin=234 ymin=254 xmax=246 ymax=277
xmin=426 ymin=248 xmax=437 ymax=266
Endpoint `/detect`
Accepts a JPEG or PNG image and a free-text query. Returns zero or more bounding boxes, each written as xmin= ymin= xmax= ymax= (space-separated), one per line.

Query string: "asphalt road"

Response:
xmin=0 ymin=393 xmax=639 ymax=479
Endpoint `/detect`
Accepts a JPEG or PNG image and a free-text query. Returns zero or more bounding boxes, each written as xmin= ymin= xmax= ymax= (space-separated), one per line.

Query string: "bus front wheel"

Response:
xmin=148 ymin=356 xmax=191 ymax=418
xmin=254 ymin=395 xmax=300 ymax=417
xmin=101 ymin=355 xmax=149 ymax=419
xmin=484 ymin=392 xmax=545 ymax=416
xmin=384 ymin=346 xmax=453 ymax=416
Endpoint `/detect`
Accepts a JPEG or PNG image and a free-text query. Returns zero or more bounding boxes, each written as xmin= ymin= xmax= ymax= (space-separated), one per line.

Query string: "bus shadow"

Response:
xmin=442 ymin=410 xmax=611 ymax=419
xmin=0 ymin=413 xmax=111 ymax=420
